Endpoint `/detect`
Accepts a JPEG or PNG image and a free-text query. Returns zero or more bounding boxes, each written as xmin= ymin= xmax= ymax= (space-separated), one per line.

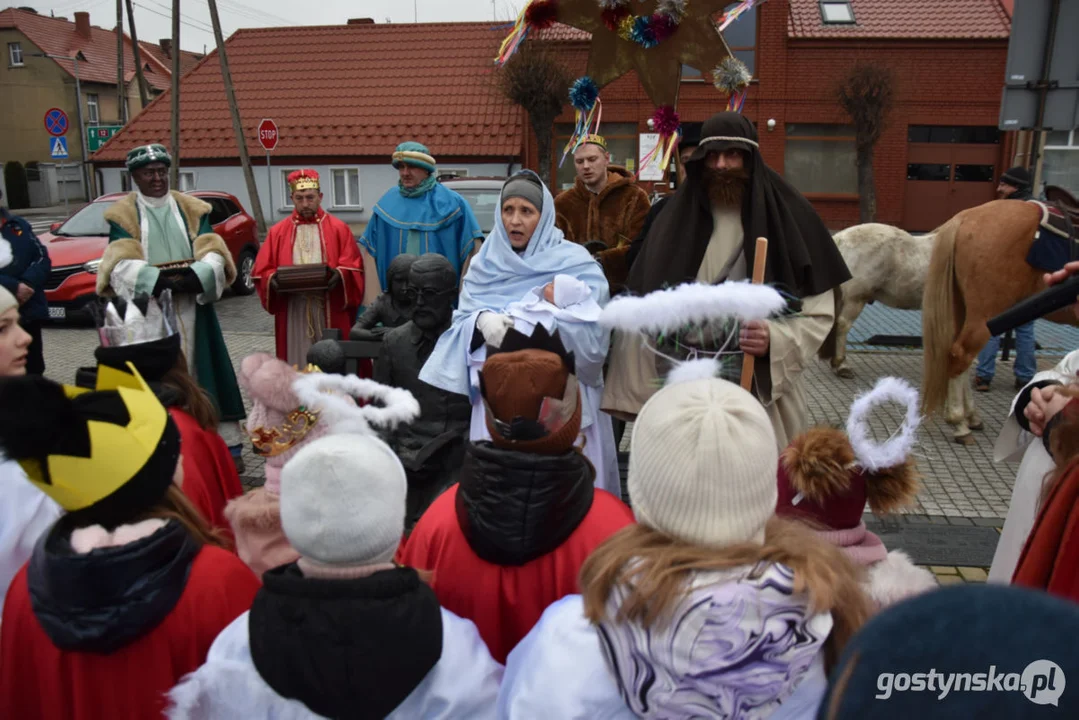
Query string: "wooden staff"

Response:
xmin=740 ymin=237 xmax=769 ymax=391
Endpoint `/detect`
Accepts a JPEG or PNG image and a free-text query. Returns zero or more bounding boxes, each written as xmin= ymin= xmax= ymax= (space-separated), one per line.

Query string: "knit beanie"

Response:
xmin=820 ymin=584 xmax=1079 ymax=718
xmin=480 ymin=348 xmax=582 ymax=455
xmin=0 ymin=284 xmax=16 ymax=316
xmin=279 ymin=433 xmax=407 ymax=567
xmin=628 ymin=377 xmax=778 ymax=547
xmin=501 ymin=173 xmax=544 ymax=213
xmin=1000 ymin=166 xmax=1032 ymax=191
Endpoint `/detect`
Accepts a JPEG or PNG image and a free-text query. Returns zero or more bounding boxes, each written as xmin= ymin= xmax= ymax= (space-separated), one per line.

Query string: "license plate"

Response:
xmin=48 ymin=306 xmax=65 ymax=319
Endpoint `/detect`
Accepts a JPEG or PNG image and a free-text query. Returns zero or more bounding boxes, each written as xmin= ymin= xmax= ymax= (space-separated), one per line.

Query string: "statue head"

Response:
xmin=306 ymin=339 xmax=346 ymax=376
xmin=387 ymin=253 xmax=418 ymax=308
xmin=408 ymin=254 xmax=457 ymax=335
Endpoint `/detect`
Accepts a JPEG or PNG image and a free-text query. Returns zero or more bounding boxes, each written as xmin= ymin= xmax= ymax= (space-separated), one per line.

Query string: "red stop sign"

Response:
xmin=258 ymin=118 xmax=279 ymax=151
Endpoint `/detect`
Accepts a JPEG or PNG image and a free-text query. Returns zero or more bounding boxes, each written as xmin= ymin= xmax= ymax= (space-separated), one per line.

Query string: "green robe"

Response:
xmin=106 ymin=203 xmax=245 ymax=423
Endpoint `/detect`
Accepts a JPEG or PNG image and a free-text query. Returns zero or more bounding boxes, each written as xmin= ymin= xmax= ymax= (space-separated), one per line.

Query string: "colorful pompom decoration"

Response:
xmin=638 ymin=105 xmax=681 ymax=179
xmin=562 ymin=76 xmax=604 ymax=166
xmin=714 ymin=57 xmax=753 ymax=113
xmin=569 ymin=76 xmax=600 ymax=112
xmin=657 ymin=0 xmax=689 ymax=23
xmin=524 ymin=0 xmax=560 ymax=30
xmin=652 ymin=105 xmax=681 ymax=137
xmin=630 ymin=15 xmax=659 ymax=48
xmin=598 ymin=0 xmax=684 ymax=48
xmin=601 ymin=5 xmax=630 ymax=30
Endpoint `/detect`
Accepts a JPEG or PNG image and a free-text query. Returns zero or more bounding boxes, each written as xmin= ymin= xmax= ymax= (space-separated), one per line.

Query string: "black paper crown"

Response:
xmin=487 ymin=323 xmax=576 ymax=375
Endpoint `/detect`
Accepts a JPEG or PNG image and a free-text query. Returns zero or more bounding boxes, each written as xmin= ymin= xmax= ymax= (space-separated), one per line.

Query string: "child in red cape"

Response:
xmin=398 ymin=327 xmax=634 ymax=662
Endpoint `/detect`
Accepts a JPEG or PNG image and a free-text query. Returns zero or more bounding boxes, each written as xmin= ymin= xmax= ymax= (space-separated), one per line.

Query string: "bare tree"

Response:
xmin=836 ymin=63 xmax=896 ymax=224
xmin=496 ymin=43 xmax=570 ymax=189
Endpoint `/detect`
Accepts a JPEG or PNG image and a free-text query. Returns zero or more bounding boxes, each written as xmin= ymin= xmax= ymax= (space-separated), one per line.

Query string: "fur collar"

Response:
xmin=104 ymin=191 xmax=212 ymax=241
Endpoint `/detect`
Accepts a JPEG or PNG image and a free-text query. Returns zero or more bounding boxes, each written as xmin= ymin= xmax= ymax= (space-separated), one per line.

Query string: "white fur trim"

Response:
xmin=70 ymin=519 xmax=168 ymax=553
xmin=0 ymin=238 xmax=12 ymax=269
xmin=292 ymin=372 xmax=421 ymax=436
xmin=599 ymin=281 xmax=787 ymax=333
xmin=665 ymin=358 xmax=722 ymax=386
xmin=197 ymin=252 xmax=227 ymax=304
xmin=866 ymin=550 xmax=939 ymax=609
xmin=845 ymin=376 xmax=921 ymax=471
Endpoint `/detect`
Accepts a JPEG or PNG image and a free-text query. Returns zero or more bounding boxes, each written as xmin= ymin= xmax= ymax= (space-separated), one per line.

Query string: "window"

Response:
xmin=207 ymin=198 xmax=239 ymax=226
xmin=908 ymin=126 xmax=1001 ymax=144
xmin=554 ymin=123 xmax=639 ymax=192
xmin=820 ymin=1 xmax=855 ymax=24
xmin=681 ymin=65 xmax=703 ymax=81
xmin=331 ymin=168 xmax=362 ymax=209
xmin=178 ymin=171 xmax=196 ymax=192
xmin=8 ymin=42 xmax=23 ymax=66
xmin=438 ymin=168 xmax=470 ymax=179
xmin=784 ymin=124 xmax=857 ymax=194
xmin=720 ymin=2 xmax=757 ymax=74
xmin=86 ymin=94 xmax=99 ymax=124
xmin=280 ymin=169 xmax=300 ymax=207
xmin=1044 ymin=130 xmax=1079 ymax=193
xmin=954 ymin=164 xmax=995 ymax=183
xmin=907 ymin=164 xmax=951 ymax=182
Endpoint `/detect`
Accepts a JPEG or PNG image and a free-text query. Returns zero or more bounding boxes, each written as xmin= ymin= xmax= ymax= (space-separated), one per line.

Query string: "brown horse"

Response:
xmin=921 ymin=199 xmax=1078 ymax=443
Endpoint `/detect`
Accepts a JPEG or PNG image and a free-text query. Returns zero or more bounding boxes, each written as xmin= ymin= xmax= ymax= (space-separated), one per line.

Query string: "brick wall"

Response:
xmin=531 ymin=0 xmax=1010 ymax=231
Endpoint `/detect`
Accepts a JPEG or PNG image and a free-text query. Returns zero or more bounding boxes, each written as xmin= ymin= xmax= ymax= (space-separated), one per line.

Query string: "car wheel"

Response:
xmin=232 ymin=248 xmax=257 ymax=296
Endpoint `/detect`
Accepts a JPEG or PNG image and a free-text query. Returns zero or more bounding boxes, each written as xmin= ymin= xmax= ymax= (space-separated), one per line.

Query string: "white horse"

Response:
xmin=825 ymin=223 xmax=982 ymax=444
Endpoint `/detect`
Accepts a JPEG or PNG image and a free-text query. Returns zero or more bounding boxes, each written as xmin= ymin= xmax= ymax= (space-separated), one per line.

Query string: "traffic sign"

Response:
xmin=87 ymin=125 xmax=124 ymax=153
xmin=258 ymin=118 xmax=279 ymax=151
xmin=44 ymin=108 xmax=69 ymax=137
xmin=50 ymin=136 xmax=69 ymax=159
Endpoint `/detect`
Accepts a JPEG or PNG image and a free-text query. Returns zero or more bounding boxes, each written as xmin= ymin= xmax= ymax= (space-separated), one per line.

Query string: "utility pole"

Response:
xmin=116 ymin=0 xmax=126 ymax=124
xmin=206 ymin=0 xmax=266 ymax=235
xmin=125 ymin=0 xmax=151 ymax=109
xmin=170 ymin=0 xmax=181 ymax=189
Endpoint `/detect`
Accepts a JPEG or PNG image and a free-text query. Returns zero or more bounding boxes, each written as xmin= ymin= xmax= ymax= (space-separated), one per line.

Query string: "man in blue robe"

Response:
xmin=360 ymin=142 xmax=484 ymax=293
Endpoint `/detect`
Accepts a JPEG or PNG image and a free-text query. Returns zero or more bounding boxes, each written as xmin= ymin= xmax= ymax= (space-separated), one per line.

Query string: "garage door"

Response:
xmin=904 ymin=126 xmax=1001 ymax=232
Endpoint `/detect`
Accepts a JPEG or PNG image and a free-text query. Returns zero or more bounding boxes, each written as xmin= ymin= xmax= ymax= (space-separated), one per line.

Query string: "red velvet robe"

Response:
xmin=1013 ymin=456 xmax=1079 ymax=602
xmin=397 ymin=486 xmax=635 ymax=663
xmin=254 ymin=208 xmax=364 ymax=361
xmin=170 ymin=408 xmax=244 ymax=542
xmin=0 ymin=546 xmax=259 ymax=720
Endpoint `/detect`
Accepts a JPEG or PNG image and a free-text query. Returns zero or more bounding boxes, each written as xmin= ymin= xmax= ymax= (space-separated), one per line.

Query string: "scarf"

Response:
xmin=815 ymin=522 xmax=888 ymax=566
xmin=627 ymin=112 xmax=850 ymax=299
xmin=399 ymin=174 xmax=438 ymax=198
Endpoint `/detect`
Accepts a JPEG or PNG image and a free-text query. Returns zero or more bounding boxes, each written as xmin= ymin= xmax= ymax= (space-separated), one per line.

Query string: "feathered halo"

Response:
xmin=291 ymin=373 xmax=421 ymax=437
xmin=782 ymin=377 xmax=923 ymax=515
xmin=599 ymin=281 xmax=787 ymax=385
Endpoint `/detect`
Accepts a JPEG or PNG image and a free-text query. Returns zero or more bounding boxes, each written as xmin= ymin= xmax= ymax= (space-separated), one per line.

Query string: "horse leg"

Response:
xmin=963 ymin=369 xmax=984 ymax=431
xmin=944 ymin=373 xmax=975 ymax=445
xmin=831 ymin=297 xmax=865 ymax=380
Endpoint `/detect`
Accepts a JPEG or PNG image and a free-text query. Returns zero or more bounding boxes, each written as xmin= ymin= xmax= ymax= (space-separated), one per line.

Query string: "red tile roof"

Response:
xmin=787 ymin=0 xmax=1011 ymax=39
xmin=535 ymin=23 xmax=590 ymax=42
xmin=139 ymin=41 xmax=204 ymax=76
xmin=93 ymin=22 xmax=523 ymax=162
xmin=0 ymin=7 xmax=173 ymax=89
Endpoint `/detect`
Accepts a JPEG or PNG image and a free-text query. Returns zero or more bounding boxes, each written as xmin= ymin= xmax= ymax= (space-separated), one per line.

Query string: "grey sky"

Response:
xmin=30 ymin=0 xmax=519 ymax=54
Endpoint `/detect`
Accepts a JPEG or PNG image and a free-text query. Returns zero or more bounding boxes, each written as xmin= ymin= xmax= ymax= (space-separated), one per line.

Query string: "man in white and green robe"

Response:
xmin=96 ymin=143 xmax=246 ymax=456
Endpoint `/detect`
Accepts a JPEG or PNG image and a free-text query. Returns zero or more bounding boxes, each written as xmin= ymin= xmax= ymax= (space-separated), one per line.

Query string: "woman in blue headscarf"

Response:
xmin=420 ymin=171 xmax=619 ymax=495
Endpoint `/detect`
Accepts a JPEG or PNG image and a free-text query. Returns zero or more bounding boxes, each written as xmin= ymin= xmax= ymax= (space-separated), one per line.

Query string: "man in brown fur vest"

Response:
xmin=554 ymin=135 xmax=649 ymax=292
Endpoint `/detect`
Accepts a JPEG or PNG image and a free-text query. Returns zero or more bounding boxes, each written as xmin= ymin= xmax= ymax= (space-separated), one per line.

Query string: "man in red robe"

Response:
xmin=254 ymin=169 xmax=364 ymax=365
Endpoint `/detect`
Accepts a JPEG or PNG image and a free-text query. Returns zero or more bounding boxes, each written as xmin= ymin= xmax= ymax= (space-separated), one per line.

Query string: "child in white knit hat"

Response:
xmin=499 ymin=376 xmax=872 ymax=719
xmin=168 ymin=372 xmax=503 ymax=720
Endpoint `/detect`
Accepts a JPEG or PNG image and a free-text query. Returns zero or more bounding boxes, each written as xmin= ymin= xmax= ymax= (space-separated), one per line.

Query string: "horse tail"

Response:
xmin=921 ymin=217 xmax=961 ymax=415
xmin=818 ymin=284 xmax=844 ymax=361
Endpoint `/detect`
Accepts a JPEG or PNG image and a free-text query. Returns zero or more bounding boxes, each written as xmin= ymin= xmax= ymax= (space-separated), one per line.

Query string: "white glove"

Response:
xmin=477 ymin=312 xmax=514 ymax=348
xmin=552 ymin=274 xmax=590 ymax=308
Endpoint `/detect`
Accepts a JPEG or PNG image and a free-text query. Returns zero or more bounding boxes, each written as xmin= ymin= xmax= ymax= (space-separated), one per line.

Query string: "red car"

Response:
xmin=42 ymin=191 xmax=261 ymax=321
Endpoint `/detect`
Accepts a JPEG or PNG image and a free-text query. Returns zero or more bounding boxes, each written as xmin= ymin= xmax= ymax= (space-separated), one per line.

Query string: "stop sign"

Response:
xmin=258 ymin=118 xmax=279 ymax=151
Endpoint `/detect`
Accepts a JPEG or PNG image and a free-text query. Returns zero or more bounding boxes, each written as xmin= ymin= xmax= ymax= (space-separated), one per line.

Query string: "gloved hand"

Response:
xmin=162 ymin=268 xmax=203 ymax=295
xmin=476 ymin=312 xmax=514 ymax=348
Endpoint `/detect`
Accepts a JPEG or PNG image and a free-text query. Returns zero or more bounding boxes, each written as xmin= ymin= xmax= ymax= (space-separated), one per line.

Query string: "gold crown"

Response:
xmin=248 ymin=407 xmax=321 ymax=458
xmin=20 ymin=363 xmax=169 ymax=512
xmin=582 ymin=134 xmax=607 ymax=150
xmin=290 ymin=177 xmax=320 ymax=192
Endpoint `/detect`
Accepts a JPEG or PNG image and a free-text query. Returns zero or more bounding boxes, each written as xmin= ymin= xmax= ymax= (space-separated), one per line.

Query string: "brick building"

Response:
xmin=534 ymin=0 xmax=1014 ymax=231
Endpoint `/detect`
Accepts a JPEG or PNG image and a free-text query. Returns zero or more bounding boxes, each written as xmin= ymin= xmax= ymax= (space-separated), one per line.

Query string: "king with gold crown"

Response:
xmin=253 ymin=169 xmax=365 ymax=367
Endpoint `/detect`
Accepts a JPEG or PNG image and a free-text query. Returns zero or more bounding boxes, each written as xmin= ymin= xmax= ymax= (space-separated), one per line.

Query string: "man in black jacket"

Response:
xmin=997 ymin=166 xmax=1034 ymax=201
xmin=0 ymin=188 xmax=51 ymax=374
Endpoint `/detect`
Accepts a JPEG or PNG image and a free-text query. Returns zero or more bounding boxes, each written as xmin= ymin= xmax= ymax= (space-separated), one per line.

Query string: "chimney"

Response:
xmin=159 ymin=38 xmax=173 ymax=58
xmin=74 ymin=11 xmax=91 ymax=39
xmin=347 ymin=18 xmax=375 ymax=24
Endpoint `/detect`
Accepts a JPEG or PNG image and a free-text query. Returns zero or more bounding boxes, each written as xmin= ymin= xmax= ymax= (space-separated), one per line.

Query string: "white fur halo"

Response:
xmin=845 ymin=376 xmax=921 ymax=472
xmin=292 ymin=373 xmax=421 ymax=436
xmin=0 ymin=238 xmax=12 ymax=269
xmin=665 ymin=358 xmax=723 ymax=386
xmin=599 ymin=282 xmax=787 ymax=334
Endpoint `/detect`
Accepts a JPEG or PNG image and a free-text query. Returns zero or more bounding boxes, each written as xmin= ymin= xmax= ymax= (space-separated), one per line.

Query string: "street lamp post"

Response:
xmin=32 ymin=52 xmax=91 ymax=201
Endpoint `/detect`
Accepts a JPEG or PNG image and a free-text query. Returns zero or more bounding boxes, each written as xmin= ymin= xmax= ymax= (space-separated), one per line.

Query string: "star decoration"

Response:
xmin=555 ymin=0 xmax=734 ymax=107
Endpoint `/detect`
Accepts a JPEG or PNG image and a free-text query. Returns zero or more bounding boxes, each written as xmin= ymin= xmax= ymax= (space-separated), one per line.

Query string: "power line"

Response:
xmin=143 ymin=0 xmax=216 ymax=32
xmin=133 ymin=3 xmax=216 ymax=36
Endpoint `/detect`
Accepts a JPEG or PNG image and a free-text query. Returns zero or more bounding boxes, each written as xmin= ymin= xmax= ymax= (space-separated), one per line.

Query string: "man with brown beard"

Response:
xmin=602 ymin=112 xmax=850 ymax=448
